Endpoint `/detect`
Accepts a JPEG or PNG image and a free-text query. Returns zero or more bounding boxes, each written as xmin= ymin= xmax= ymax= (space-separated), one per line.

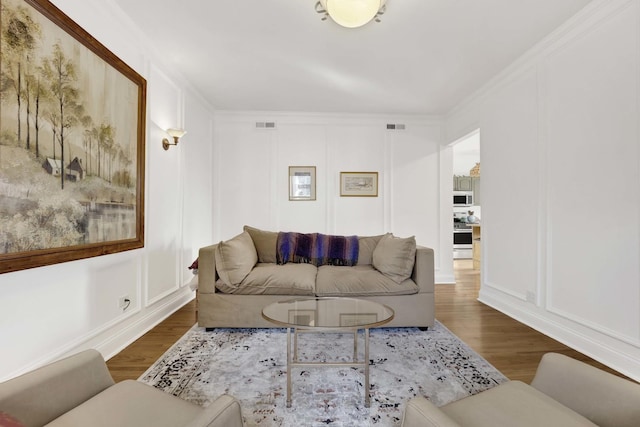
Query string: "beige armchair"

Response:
xmin=0 ymin=349 xmax=244 ymax=427
xmin=401 ymin=353 xmax=640 ymax=427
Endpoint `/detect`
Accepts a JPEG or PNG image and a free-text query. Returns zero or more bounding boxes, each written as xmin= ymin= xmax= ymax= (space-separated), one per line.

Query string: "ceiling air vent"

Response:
xmin=386 ymin=123 xmax=405 ymax=130
xmin=256 ymin=121 xmax=276 ymax=129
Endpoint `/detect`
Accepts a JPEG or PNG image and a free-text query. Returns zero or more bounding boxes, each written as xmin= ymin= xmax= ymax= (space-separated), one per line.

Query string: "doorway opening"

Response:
xmin=451 ymin=130 xmax=480 ymax=260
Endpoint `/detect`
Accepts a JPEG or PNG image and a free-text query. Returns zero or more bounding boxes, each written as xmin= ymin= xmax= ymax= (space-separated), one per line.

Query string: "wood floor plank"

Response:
xmin=107 ymin=259 xmax=630 ymax=384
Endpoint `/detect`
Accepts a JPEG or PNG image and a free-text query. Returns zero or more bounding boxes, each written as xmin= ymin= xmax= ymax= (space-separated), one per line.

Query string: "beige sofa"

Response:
xmin=0 ymin=349 xmax=243 ymax=427
xmin=401 ymin=353 xmax=640 ymax=427
xmin=197 ymin=226 xmax=435 ymax=329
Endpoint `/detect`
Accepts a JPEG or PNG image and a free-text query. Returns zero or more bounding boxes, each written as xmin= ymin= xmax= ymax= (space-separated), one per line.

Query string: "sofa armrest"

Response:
xmin=412 ymin=245 xmax=435 ymax=294
xmin=401 ymin=397 xmax=461 ymax=427
xmin=530 ymin=353 xmax=640 ymax=427
xmin=185 ymin=394 xmax=244 ymax=427
xmin=0 ymin=349 xmax=115 ymax=427
xmin=198 ymin=244 xmax=219 ymax=294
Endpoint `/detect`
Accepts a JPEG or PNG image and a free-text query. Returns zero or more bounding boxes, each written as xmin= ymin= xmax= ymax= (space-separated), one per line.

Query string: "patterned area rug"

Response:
xmin=139 ymin=322 xmax=507 ymax=426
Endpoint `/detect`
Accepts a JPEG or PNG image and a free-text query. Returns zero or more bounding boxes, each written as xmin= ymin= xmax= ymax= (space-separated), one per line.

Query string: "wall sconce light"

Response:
xmin=162 ymin=128 xmax=186 ymax=151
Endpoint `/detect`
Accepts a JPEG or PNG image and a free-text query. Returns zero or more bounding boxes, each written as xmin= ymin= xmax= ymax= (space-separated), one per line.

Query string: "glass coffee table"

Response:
xmin=262 ymin=297 xmax=394 ymax=408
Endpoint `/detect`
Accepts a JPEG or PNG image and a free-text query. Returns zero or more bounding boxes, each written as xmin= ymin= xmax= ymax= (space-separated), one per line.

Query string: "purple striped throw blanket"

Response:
xmin=276 ymin=232 xmax=359 ymax=266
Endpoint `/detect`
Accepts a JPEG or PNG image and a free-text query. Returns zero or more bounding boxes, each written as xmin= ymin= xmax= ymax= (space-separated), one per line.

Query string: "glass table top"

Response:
xmin=262 ymin=297 xmax=394 ymax=329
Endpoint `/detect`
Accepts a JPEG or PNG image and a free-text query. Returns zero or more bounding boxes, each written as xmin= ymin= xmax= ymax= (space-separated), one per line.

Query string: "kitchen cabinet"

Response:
xmin=454 ymin=175 xmax=473 ymax=191
xmin=453 ymin=175 xmax=481 ymax=205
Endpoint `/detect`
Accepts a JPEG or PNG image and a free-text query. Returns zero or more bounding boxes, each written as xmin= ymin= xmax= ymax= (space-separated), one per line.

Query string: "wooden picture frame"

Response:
xmin=0 ymin=0 xmax=147 ymax=274
xmin=289 ymin=166 xmax=316 ymax=201
xmin=340 ymin=172 xmax=378 ymax=197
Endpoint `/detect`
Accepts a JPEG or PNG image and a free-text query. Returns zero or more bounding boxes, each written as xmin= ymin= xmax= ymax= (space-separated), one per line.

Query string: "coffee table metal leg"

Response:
xmin=287 ymin=327 xmax=292 ymax=408
xmin=365 ymin=327 xmax=370 ymax=407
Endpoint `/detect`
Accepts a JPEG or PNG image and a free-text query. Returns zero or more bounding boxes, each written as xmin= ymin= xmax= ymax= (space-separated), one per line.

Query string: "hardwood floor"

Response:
xmin=107 ymin=259 xmax=627 ymax=384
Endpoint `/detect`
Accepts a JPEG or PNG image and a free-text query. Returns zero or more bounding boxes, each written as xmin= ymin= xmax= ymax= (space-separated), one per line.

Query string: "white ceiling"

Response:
xmin=113 ymin=0 xmax=592 ymax=115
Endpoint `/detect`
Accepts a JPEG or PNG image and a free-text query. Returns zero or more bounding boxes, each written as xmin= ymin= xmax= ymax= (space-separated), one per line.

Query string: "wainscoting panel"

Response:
xmin=328 ymin=124 xmax=386 ymax=236
xmin=480 ymin=68 xmax=540 ymax=303
xmin=275 ymin=123 xmax=328 ymax=232
xmin=543 ymin=0 xmax=640 ymax=344
xmin=146 ymin=66 xmax=183 ymax=303
xmin=388 ymin=123 xmax=442 ymax=252
xmin=213 ymin=120 xmax=276 ymax=240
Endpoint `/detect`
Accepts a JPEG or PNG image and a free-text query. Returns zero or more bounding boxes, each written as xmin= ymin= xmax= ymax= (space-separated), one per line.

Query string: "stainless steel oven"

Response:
xmin=453 ymin=223 xmax=473 ymax=259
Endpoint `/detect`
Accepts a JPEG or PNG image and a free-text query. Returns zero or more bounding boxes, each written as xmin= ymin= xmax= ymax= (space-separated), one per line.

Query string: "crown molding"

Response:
xmin=446 ymin=0 xmax=634 ymax=120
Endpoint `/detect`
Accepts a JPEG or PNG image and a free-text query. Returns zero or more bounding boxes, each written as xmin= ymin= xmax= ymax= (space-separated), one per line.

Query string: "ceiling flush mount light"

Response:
xmin=162 ymin=128 xmax=186 ymax=151
xmin=315 ymin=0 xmax=387 ymax=28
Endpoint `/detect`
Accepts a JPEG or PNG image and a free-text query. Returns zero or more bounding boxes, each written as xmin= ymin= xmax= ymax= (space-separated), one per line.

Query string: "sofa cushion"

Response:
xmin=357 ymin=234 xmax=384 ymax=266
xmin=372 ymin=233 xmax=416 ymax=284
xmin=231 ymin=263 xmax=317 ymax=295
xmin=45 ymin=380 xmax=202 ymax=427
xmin=316 ymin=265 xmax=419 ymax=296
xmin=441 ymin=381 xmax=598 ymax=427
xmin=214 ymin=231 xmax=258 ymax=292
xmin=243 ymin=225 xmax=278 ymax=263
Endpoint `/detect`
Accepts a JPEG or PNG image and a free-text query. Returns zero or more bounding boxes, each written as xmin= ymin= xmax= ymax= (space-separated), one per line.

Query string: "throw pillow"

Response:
xmin=0 ymin=412 xmax=25 ymax=427
xmin=372 ymin=233 xmax=416 ymax=284
xmin=214 ymin=231 xmax=258 ymax=289
xmin=357 ymin=234 xmax=384 ymax=265
xmin=243 ymin=225 xmax=278 ymax=263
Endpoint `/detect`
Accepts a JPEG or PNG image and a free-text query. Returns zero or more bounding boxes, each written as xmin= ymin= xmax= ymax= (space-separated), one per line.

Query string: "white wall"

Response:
xmin=452 ymin=131 xmax=480 ymax=176
xmin=212 ymin=112 xmax=454 ymax=283
xmin=446 ymin=0 xmax=640 ymax=380
xmin=0 ymin=0 xmax=214 ymax=381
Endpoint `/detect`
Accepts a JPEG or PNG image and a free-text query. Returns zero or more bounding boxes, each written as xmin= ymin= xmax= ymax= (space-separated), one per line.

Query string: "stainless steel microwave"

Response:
xmin=453 ymin=192 xmax=473 ymax=206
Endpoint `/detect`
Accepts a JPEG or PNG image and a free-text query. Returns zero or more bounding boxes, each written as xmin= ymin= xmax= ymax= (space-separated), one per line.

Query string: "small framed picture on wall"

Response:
xmin=289 ymin=166 xmax=316 ymax=201
xmin=340 ymin=172 xmax=378 ymax=197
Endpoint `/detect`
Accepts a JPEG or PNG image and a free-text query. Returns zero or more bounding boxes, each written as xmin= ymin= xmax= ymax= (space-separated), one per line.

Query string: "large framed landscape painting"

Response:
xmin=0 ymin=0 xmax=147 ymax=274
